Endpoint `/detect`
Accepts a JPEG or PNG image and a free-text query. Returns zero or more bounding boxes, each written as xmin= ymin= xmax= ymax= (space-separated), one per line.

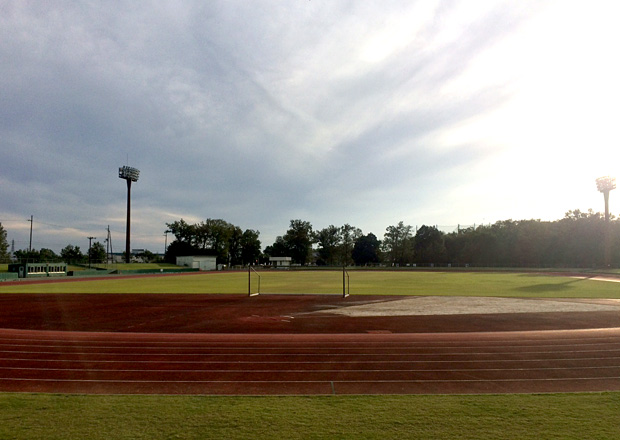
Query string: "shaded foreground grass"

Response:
xmin=1 ymin=393 xmax=618 ymax=439
xmin=1 ymin=270 xmax=619 ymax=298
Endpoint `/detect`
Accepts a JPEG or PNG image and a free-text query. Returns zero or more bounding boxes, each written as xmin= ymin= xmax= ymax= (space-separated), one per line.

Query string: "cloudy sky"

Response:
xmin=1 ymin=1 xmax=619 ymax=254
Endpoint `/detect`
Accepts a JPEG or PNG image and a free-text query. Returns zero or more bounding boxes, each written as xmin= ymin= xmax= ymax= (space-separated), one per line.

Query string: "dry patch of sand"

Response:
xmin=572 ymin=276 xmax=620 ymax=283
xmin=328 ymin=296 xmax=620 ymax=317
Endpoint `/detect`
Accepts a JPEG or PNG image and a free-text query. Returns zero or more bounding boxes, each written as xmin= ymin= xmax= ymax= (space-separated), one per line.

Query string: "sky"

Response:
xmin=1 ymin=0 xmax=620 ymax=255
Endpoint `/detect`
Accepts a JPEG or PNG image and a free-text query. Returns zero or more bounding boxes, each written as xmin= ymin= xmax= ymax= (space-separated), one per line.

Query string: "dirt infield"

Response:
xmin=0 ymin=294 xmax=619 ymax=395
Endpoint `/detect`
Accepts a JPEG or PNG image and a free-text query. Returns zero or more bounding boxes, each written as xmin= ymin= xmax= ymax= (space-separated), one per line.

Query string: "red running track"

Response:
xmin=0 ymin=294 xmax=619 ymax=395
xmin=1 ymin=328 xmax=620 ymax=395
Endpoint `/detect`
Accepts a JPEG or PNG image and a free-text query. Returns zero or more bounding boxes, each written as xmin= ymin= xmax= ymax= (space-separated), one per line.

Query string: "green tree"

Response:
xmin=167 ymin=218 xmax=238 ymax=265
xmin=13 ymin=249 xmax=40 ymax=262
xmin=0 ymin=223 xmax=9 ymax=261
xmin=382 ymin=221 xmax=413 ymax=266
xmin=60 ymin=245 xmax=84 ymax=264
xmin=137 ymin=249 xmax=158 ymax=263
xmin=264 ymin=236 xmax=289 ymax=259
xmin=227 ymin=225 xmax=243 ymax=266
xmin=315 ymin=225 xmax=342 ymax=266
xmin=240 ymin=229 xmax=261 ymax=265
xmin=352 ymin=233 xmax=381 ymax=266
xmin=556 ymin=210 xmax=605 ymax=267
xmin=413 ymin=225 xmax=446 ymax=265
xmin=339 ymin=224 xmax=362 ymax=266
xmin=164 ymin=240 xmax=198 ymax=264
xmin=196 ymin=219 xmax=234 ymax=265
xmin=88 ymin=242 xmax=107 ymax=264
xmin=39 ymin=248 xmax=60 ymax=262
xmin=165 ymin=219 xmax=195 ymax=244
xmin=283 ymin=220 xmax=314 ymax=265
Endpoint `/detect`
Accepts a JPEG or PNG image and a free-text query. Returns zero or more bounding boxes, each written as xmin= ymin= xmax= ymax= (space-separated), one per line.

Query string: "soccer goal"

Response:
xmin=248 ymin=266 xmax=350 ymax=298
xmin=248 ymin=266 xmax=261 ymax=296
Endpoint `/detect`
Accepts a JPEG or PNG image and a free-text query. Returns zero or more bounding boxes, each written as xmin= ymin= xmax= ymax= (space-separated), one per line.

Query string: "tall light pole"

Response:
xmin=164 ymin=229 xmax=171 ymax=256
xmin=596 ymin=176 xmax=616 ymax=267
xmin=27 ymin=215 xmax=33 ymax=252
xmin=119 ymin=166 xmax=140 ymax=264
xmin=596 ymin=176 xmax=616 ymax=222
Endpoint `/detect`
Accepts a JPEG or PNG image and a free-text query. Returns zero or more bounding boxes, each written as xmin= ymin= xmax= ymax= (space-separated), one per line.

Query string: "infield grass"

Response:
xmin=1 ymin=392 xmax=618 ymax=439
xmin=1 ymin=270 xmax=619 ymax=298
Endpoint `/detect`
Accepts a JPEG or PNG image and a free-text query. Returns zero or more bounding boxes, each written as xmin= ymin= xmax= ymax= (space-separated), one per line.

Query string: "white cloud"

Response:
xmin=2 ymin=0 xmax=617 ymax=253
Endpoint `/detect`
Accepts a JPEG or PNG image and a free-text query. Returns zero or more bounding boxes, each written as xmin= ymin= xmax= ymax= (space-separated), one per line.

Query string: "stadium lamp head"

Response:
xmin=119 ymin=166 xmax=140 ymax=182
xmin=596 ymin=176 xmax=616 ymax=193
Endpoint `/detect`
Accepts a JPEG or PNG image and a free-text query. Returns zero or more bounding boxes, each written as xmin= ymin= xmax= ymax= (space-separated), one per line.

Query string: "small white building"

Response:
xmin=176 ymin=256 xmax=217 ymax=271
xmin=269 ymin=256 xmax=292 ymax=268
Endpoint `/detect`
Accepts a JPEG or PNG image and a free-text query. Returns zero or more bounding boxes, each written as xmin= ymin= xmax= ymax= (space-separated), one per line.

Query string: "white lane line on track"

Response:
xmin=1 ymin=365 xmax=618 ymax=373
xmin=3 ymin=357 xmax=620 ymax=364
xmin=1 ymin=377 xmax=620 ymax=384
xmin=2 ymin=340 xmax=620 ymax=352
xmin=2 ymin=341 xmax=620 ymax=350
xmin=2 ymin=349 xmax=620 ymax=357
xmin=2 ymin=334 xmax=620 ymax=345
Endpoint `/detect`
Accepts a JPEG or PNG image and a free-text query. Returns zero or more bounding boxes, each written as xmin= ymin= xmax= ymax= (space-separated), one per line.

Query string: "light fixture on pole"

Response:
xmin=596 ymin=176 xmax=616 ymax=267
xmin=164 ymin=229 xmax=171 ymax=255
xmin=596 ymin=176 xmax=616 ymax=222
xmin=119 ymin=165 xmax=140 ymax=264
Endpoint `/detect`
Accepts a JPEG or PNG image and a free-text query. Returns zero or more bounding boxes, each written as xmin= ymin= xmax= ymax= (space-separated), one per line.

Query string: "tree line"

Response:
xmin=7 ymin=243 xmax=110 ymax=265
xmin=164 ymin=219 xmax=261 ymax=266
xmin=0 ymin=223 xmax=153 ymax=265
xmin=257 ymin=209 xmax=620 ymax=268
xmin=2 ymin=208 xmax=619 ymax=268
xmin=380 ymin=210 xmax=620 ymax=268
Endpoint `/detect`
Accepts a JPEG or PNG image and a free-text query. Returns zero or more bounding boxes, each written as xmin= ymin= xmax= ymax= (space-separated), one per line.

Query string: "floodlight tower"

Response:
xmin=596 ymin=176 xmax=616 ymax=267
xmin=119 ymin=166 xmax=140 ymax=263
xmin=596 ymin=176 xmax=616 ymax=222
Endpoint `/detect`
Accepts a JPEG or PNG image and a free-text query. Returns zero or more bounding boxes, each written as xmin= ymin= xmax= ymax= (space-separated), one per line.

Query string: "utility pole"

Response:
xmin=27 ymin=215 xmax=33 ymax=252
xmin=104 ymin=226 xmax=113 ymax=264
xmin=87 ymin=236 xmax=96 ymax=268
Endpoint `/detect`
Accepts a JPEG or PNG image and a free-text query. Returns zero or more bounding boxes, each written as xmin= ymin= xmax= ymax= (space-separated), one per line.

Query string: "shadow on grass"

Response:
xmin=516 ymin=283 xmax=575 ymax=293
xmin=515 ymin=275 xmax=592 ymax=294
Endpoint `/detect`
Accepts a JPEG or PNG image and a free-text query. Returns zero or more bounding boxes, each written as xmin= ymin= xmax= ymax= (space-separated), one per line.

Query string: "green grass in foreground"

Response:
xmin=0 ymin=393 xmax=618 ymax=440
xmin=1 ymin=270 xmax=619 ymax=298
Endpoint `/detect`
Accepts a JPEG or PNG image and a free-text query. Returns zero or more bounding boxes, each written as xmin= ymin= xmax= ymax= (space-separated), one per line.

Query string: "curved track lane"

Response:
xmin=1 ymin=328 xmax=619 ymax=395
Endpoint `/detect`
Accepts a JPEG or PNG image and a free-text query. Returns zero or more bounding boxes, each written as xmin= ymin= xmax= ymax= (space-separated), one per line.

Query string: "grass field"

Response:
xmin=1 ymin=269 xmax=619 ymax=298
xmin=1 ymin=393 xmax=619 ymax=439
xmin=1 ymin=269 xmax=619 ymax=438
